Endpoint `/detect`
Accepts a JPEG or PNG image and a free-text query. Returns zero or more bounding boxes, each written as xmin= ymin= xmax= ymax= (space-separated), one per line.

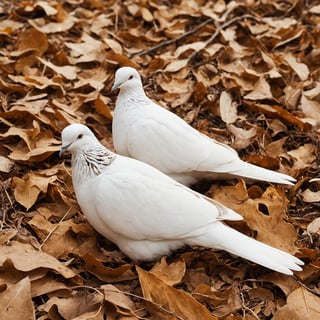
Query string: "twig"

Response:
xmin=0 ymin=180 xmax=14 ymax=230
xmin=190 ymin=14 xmax=260 ymax=62
xmin=71 ymin=285 xmax=105 ymax=297
xmin=238 ymin=283 xmax=260 ymax=320
xmin=128 ymin=18 xmax=213 ymax=58
xmin=38 ymin=207 xmax=72 ymax=251
xmin=294 ymin=277 xmax=320 ymax=297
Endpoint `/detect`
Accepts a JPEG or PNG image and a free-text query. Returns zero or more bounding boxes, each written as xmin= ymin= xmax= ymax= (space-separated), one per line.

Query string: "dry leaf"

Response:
xmin=37 ymin=57 xmax=77 ymax=80
xmin=12 ymin=172 xmax=57 ymax=210
xmin=150 ymin=257 xmax=186 ymax=286
xmin=273 ymin=287 xmax=320 ymax=319
xmin=137 ymin=266 xmax=217 ymax=320
xmin=102 ymin=284 xmax=138 ymax=316
xmin=0 ymin=277 xmax=35 ymax=320
xmin=0 ymin=155 xmax=13 ymax=173
xmin=210 ymin=182 xmax=300 ymax=253
xmin=244 ymin=77 xmax=273 ymax=100
xmin=219 ymin=91 xmax=237 ymax=124
xmin=283 ymin=53 xmax=309 ymax=81
xmin=0 ymin=241 xmax=76 ymax=279
xmin=0 ymin=1 xmax=319 ymax=318
xmin=306 ymin=217 xmax=320 ymax=235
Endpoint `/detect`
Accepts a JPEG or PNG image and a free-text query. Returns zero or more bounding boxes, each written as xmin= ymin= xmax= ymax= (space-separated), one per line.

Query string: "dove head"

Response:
xmin=111 ymin=67 xmax=143 ymax=92
xmin=60 ymin=123 xmax=97 ymax=157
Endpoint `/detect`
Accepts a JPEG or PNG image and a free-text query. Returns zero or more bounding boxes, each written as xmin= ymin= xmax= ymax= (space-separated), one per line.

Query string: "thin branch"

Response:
xmin=38 ymin=207 xmax=72 ymax=251
xmin=128 ymin=5 xmax=255 ymax=60
xmin=128 ymin=18 xmax=213 ymax=58
xmin=190 ymin=14 xmax=260 ymax=62
xmin=0 ymin=180 xmax=14 ymax=230
xmin=238 ymin=283 xmax=261 ymax=320
xmin=294 ymin=277 xmax=320 ymax=297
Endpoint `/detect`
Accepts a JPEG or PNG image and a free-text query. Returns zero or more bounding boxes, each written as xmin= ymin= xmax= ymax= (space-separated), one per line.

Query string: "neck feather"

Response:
xmin=72 ymin=145 xmax=116 ymax=185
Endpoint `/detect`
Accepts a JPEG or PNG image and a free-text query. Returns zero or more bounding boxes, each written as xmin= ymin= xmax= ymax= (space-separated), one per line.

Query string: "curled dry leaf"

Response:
xmin=150 ymin=257 xmax=186 ymax=286
xmin=82 ymin=253 xmax=136 ymax=283
xmin=219 ymin=91 xmax=238 ymax=124
xmin=0 ymin=155 xmax=13 ymax=173
xmin=101 ymin=284 xmax=138 ymax=317
xmin=306 ymin=217 xmax=320 ymax=235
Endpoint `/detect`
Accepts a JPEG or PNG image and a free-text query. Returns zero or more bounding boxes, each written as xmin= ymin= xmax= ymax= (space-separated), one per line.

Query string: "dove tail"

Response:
xmin=188 ymin=223 xmax=303 ymax=275
xmin=225 ymin=161 xmax=296 ymax=185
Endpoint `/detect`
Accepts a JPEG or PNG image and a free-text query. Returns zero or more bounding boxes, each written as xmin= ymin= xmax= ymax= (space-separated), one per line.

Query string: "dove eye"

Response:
xmin=128 ymin=75 xmax=134 ymax=80
xmin=78 ymin=134 xmax=83 ymax=139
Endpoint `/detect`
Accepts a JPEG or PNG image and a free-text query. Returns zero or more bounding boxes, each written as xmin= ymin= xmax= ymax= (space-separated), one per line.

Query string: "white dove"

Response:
xmin=111 ymin=67 xmax=296 ymax=186
xmin=60 ymin=123 xmax=303 ymax=275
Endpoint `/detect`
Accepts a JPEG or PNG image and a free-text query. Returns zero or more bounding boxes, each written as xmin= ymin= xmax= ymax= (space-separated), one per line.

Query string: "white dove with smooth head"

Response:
xmin=111 ymin=67 xmax=296 ymax=186
xmin=60 ymin=123 xmax=303 ymax=275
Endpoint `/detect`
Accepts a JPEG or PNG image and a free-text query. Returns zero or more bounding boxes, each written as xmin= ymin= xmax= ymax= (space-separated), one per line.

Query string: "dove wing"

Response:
xmin=117 ymin=102 xmax=238 ymax=175
xmin=76 ymin=156 xmax=241 ymax=242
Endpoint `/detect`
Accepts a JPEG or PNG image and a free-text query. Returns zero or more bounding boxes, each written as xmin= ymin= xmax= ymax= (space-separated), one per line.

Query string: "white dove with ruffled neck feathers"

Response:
xmin=60 ymin=123 xmax=303 ymax=275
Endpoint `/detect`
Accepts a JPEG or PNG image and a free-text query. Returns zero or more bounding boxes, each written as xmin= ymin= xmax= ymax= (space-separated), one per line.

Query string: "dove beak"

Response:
xmin=59 ymin=143 xmax=71 ymax=157
xmin=111 ymin=81 xmax=122 ymax=91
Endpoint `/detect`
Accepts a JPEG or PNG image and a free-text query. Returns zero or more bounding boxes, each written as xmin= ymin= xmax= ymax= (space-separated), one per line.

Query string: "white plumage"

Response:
xmin=111 ymin=67 xmax=296 ymax=186
xmin=60 ymin=123 xmax=303 ymax=275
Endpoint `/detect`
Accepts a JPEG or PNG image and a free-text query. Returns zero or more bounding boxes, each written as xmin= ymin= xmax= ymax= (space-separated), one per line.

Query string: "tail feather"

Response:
xmin=189 ymin=223 xmax=303 ymax=275
xmin=186 ymin=159 xmax=296 ymax=186
xmin=215 ymin=161 xmax=296 ymax=185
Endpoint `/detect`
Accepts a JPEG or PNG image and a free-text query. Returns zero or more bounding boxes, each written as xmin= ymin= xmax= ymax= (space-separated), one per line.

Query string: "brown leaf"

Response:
xmin=247 ymin=102 xmax=309 ymax=131
xmin=31 ymin=277 xmax=71 ymax=298
xmin=37 ymin=57 xmax=77 ymax=80
xmin=12 ymin=172 xmax=57 ymax=210
xmin=0 ymin=241 xmax=76 ymax=279
xmin=28 ymin=6 xmax=76 ymax=33
xmin=39 ymin=291 xmax=103 ymax=320
xmin=27 ymin=214 xmax=98 ymax=259
xmin=210 ymin=181 xmax=300 ymax=254
xmin=299 ymin=95 xmax=320 ymax=125
xmin=101 ymin=284 xmax=137 ymax=316
xmin=306 ymin=217 xmax=320 ymax=235
xmin=0 ymin=277 xmax=35 ymax=320
xmin=16 ymin=28 xmax=48 ymax=55
xmin=94 ymin=95 xmax=113 ymax=121
xmin=193 ymin=284 xmax=241 ymax=317
xmin=301 ymin=189 xmax=320 ymax=203
xmin=137 ymin=266 xmax=218 ymax=320
xmin=65 ymin=32 xmax=107 ymax=64
xmin=273 ymin=287 xmax=320 ymax=319
xmin=164 ymin=59 xmax=189 ymax=72
xmin=244 ymin=77 xmax=273 ymax=100
xmin=0 ymin=230 xmax=18 ymax=246
xmin=287 ymin=144 xmax=316 ymax=171
xmin=283 ymin=53 xmax=309 ymax=81
xmin=150 ymin=257 xmax=186 ymax=286
xmin=245 ymin=154 xmax=280 ymax=171
xmin=219 ymin=91 xmax=238 ymax=124
xmin=228 ymin=124 xmax=257 ymax=149
xmin=0 ymin=155 xmax=13 ymax=173
xmin=82 ymin=253 xmax=136 ymax=283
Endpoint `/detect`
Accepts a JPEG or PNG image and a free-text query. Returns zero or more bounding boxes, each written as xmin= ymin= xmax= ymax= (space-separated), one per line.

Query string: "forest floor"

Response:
xmin=0 ymin=0 xmax=320 ymax=319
